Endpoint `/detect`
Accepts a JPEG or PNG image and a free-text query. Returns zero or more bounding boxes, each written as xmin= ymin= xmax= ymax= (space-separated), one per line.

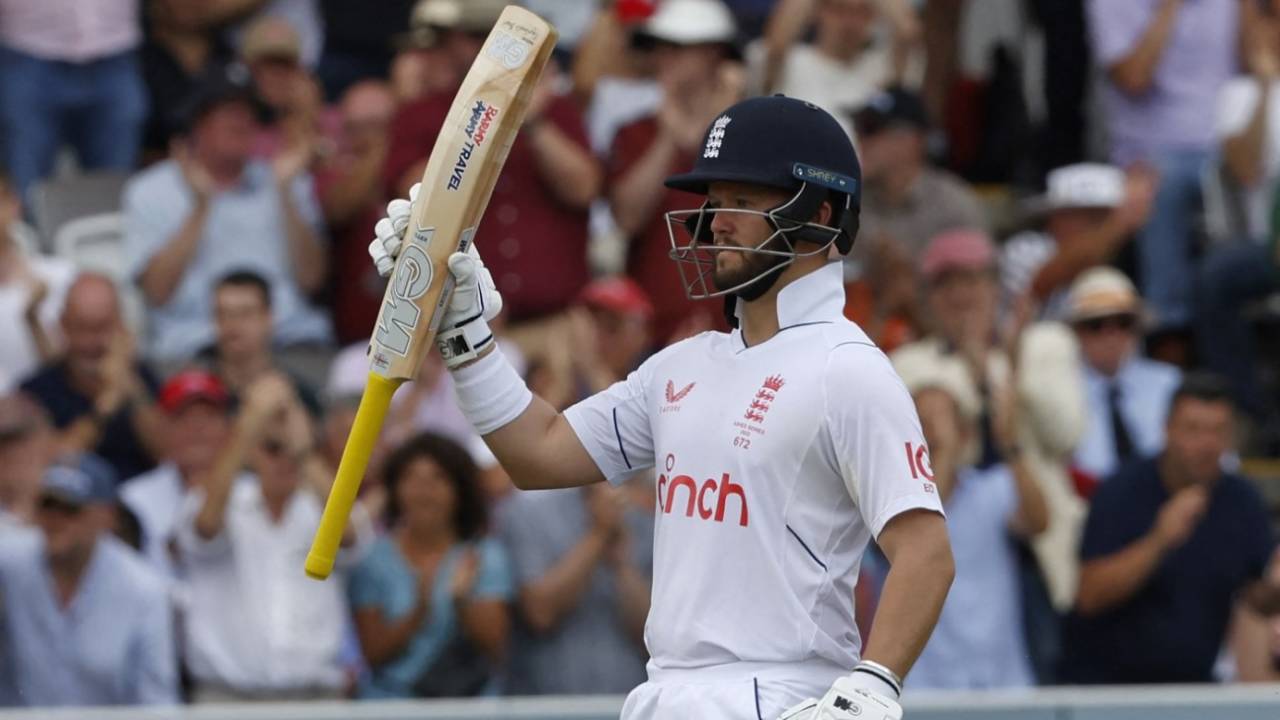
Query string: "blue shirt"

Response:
xmin=1063 ymin=457 xmax=1276 ymax=684
xmin=0 ymin=529 xmax=178 ymax=706
xmin=1074 ymin=357 xmax=1180 ymax=483
xmin=122 ymin=159 xmax=332 ymax=360
xmin=909 ymin=465 xmax=1034 ymax=690
xmin=346 ymin=536 xmax=512 ymax=699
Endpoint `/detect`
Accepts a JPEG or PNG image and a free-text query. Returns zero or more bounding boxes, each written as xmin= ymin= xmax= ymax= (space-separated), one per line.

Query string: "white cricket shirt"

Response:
xmin=565 ymin=262 xmax=944 ymax=672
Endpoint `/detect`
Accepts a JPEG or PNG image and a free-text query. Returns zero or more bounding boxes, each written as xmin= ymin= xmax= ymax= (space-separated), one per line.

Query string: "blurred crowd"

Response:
xmin=2 ymin=0 xmax=1280 ymax=708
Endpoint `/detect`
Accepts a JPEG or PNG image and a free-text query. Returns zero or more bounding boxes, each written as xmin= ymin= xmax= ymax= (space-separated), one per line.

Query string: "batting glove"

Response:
xmin=776 ymin=664 xmax=904 ymax=720
xmin=368 ymin=182 xmax=505 ymax=369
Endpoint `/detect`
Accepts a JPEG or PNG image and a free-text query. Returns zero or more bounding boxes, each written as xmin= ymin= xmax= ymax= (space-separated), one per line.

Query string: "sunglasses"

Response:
xmin=1077 ymin=314 xmax=1137 ymax=333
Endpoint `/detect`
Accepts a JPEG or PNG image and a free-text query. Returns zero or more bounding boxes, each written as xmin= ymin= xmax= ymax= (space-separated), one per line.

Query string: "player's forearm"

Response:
xmin=610 ymin=133 xmax=679 ymax=237
xmin=865 ymin=512 xmax=953 ymax=679
xmin=1075 ymin=531 xmax=1167 ymax=615
xmin=527 ymin=122 xmax=601 ymax=209
xmin=279 ymin=187 xmax=326 ymax=294
xmin=1224 ymin=82 xmax=1272 ymax=188
xmin=138 ymin=202 xmax=208 ymax=306
xmin=518 ymin=528 xmax=611 ymax=634
xmin=479 ymin=391 xmax=604 ymax=490
xmin=1108 ymin=0 xmax=1181 ymax=95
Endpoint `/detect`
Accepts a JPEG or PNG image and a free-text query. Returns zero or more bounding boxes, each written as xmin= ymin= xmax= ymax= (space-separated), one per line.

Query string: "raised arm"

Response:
xmin=1076 ymin=484 xmax=1207 ymax=616
xmin=1099 ymin=0 xmax=1183 ymax=96
xmin=272 ymin=143 xmax=327 ymax=295
xmin=137 ymin=151 xmax=215 ymax=306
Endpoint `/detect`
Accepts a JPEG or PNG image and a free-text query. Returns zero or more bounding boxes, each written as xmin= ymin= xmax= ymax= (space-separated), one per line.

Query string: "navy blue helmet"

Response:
xmin=662 ymin=95 xmax=862 ymax=302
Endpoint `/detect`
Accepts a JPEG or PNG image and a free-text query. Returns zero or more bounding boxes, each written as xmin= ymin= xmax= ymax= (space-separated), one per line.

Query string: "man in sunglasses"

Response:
xmin=0 ymin=457 xmax=178 ymax=705
xmin=1066 ymin=267 xmax=1180 ymax=494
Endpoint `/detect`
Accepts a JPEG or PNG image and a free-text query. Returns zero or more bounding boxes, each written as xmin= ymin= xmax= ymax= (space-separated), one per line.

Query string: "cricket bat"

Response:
xmin=305 ymin=6 xmax=557 ymax=580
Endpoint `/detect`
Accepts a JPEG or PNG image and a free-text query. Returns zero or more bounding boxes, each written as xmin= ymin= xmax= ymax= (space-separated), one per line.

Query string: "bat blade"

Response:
xmin=305 ymin=5 xmax=557 ymax=580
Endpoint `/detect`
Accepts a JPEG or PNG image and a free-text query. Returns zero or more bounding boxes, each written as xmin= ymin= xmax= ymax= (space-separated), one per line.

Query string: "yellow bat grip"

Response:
xmin=305 ymin=372 xmax=402 ymax=580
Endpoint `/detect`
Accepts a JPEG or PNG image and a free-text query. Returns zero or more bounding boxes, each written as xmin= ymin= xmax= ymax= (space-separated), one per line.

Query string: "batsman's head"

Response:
xmin=663 ymin=95 xmax=861 ymax=303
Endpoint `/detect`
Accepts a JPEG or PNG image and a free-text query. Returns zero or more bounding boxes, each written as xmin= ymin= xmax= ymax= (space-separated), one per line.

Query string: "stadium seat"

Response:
xmin=29 ymin=171 xmax=129 ymax=251
xmin=51 ymin=212 xmax=145 ymax=335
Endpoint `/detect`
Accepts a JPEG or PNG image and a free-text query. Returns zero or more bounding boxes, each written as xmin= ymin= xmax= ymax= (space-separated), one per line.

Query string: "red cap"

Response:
xmin=578 ymin=277 xmax=654 ymax=320
xmin=159 ymin=370 xmax=229 ymax=414
xmin=919 ymin=229 xmax=996 ymax=280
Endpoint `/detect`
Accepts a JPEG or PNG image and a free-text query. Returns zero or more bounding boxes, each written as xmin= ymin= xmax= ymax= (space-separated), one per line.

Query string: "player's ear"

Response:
xmin=814 ymin=200 xmax=833 ymax=227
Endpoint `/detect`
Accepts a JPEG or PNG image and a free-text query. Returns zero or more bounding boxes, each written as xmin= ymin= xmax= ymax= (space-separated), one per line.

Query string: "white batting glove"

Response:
xmin=777 ymin=667 xmax=904 ymax=720
xmin=367 ymin=182 xmax=505 ymax=369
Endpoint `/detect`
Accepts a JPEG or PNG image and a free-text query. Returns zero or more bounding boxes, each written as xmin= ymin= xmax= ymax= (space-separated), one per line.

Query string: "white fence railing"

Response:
xmin=2 ymin=685 xmax=1280 ymax=720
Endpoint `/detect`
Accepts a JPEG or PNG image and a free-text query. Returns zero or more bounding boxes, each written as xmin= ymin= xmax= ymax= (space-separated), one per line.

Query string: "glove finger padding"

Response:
xmin=368 ymin=183 xmax=421 ymax=276
xmin=445 ymin=250 xmax=503 ymax=325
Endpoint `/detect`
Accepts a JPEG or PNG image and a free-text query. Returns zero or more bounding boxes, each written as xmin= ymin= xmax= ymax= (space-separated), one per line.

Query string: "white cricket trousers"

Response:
xmin=620 ymin=658 xmax=846 ymax=720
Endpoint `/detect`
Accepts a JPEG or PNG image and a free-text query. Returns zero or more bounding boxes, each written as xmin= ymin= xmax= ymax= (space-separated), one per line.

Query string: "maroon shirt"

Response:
xmin=608 ymin=116 xmax=727 ymax=344
xmin=385 ymin=90 xmax=593 ymax=321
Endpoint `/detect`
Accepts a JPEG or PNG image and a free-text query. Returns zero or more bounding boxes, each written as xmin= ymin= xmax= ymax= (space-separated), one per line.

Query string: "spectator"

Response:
xmin=388 ymin=0 xmax=477 ymax=104
xmin=241 ymin=15 xmax=333 ymax=158
xmin=897 ymin=359 xmax=1048 ymax=690
xmin=20 ymin=274 xmax=163 ymax=482
xmin=1065 ymin=268 xmax=1180 ymax=492
xmin=316 ymin=80 xmax=398 ymax=344
xmin=317 ymin=0 xmax=414 ymax=99
xmin=226 ymin=0 xmax=325 ymax=70
xmin=1217 ymin=0 xmax=1280 ymax=241
xmin=1063 ymin=374 xmax=1280 ymax=684
xmin=569 ymin=277 xmax=655 ymax=395
xmin=386 ymin=18 xmax=600 ymax=343
xmin=348 ymin=433 xmax=512 ymax=698
xmin=0 ymin=458 xmax=178 ymax=705
xmin=0 ymin=394 xmax=56 ymax=527
xmin=496 ymin=480 xmax=652 ymax=695
xmin=1086 ymin=0 xmax=1242 ymax=333
xmin=851 ymin=87 xmax=986 ymax=260
xmin=0 ymin=0 xmax=146 ymax=204
xmin=0 ymin=171 xmax=74 ymax=391
xmin=201 ymin=270 xmax=320 ymax=410
xmin=178 ymin=373 xmax=371 ymax=701
xmin=750 ymin=0 xmax=914 ymax=138
xmin=120 ymin=369 xmax=230 ymax=579
xmin=1000 ymin=163 xmax=1155 ymax=318
xmin=891 ymin=230 xmax=1086 ymax=611
xmin=608 ymin=0 xmax=744 ymax=343
xmin=139 ymin=0 xmax=234 ymax=159
xmin=123 ymin=74 xmax=331 ymax=361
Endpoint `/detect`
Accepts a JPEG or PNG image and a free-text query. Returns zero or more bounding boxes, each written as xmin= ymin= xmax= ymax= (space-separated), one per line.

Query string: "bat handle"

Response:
xmin=305 ymin=372 xmax=402 ymax=580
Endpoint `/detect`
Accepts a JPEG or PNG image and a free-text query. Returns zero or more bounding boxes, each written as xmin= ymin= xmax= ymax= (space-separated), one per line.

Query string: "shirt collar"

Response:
xmin=733 ymin=260 xmax=847 ymax=330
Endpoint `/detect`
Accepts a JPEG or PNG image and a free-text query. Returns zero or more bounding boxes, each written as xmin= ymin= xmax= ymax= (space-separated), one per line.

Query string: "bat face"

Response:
xmin=369 ymin=6 xmax=557 ymax=381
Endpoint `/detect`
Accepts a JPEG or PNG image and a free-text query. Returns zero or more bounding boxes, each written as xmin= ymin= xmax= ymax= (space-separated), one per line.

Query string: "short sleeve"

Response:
xmin=347 ymin=544 xmax=391 ymax=610
xmin=471 ymin=538 xmax=514 ymax=600
xmin=563 ymin=368 xmax=655 ymax=486
xmin=1085 ymin=0 xmax=1157 ymax=67
xmin=826 ymin=345 xmax=944 ymax=538
xmin=1215 ymin=78 xmax=1261 ymax=140
xmin=121 ymin=168 xmax=186 ymax=282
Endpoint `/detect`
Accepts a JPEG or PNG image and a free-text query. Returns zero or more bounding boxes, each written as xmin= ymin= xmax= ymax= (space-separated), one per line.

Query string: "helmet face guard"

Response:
xmin=664 ymin=181 xmax=849 ymax=301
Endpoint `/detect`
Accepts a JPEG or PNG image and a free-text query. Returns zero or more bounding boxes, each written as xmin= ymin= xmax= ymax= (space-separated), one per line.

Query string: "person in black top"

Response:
xmin=20 ymin=274 xmax=162 ymax=483
xmin=1063 ymin=373 xmax=1280 ymax=684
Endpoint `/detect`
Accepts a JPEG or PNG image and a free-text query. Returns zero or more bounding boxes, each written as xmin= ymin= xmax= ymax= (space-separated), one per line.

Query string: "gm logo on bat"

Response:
xmin=488 ymin=30 xmax=530 ymax=69
xmin=374 ymin=225 xmax=436 ymax=359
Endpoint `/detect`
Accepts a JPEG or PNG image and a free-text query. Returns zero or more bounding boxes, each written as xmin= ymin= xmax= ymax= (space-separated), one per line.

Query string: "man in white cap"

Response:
xmin=1001 ymin=163 xmax=1154 ymax=319
xmin=608 ymin=0 xmax=744 ymax=344
xmin=1066 ymin=267 xmax=1180 ymax=492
